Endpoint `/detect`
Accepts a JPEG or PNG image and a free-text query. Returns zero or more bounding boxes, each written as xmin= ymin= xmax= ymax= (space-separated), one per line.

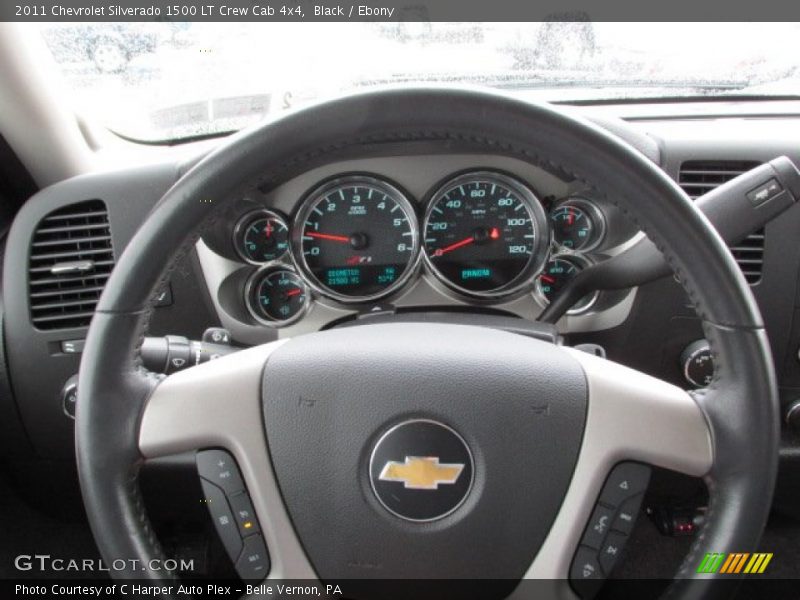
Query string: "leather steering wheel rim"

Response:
xmin=76 ymin=87 xmax=779 ymax=599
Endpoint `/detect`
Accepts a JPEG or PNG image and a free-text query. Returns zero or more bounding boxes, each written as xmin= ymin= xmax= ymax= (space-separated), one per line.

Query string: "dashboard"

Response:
xmin=199 ymin=155 xmax=636 ymax=343
xmin=3 ymin=101 xmax=800 ymax=521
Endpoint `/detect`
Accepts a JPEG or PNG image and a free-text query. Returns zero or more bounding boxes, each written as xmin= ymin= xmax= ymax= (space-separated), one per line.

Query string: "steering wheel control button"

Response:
xmin=570 ymin=463 xmax=649 ymax=598
xmin=599 ymin=462 xmax=651 ymax=508
xmin=236 ymin=534 xmax=270 ymax=581
xmin=582 ymin=504 xmax=616 ymax=550
xmin=613 ymin=494 xmax=644 ymax=535
xmin=229 ymin=492 xmax=261 ymax=536
xmin=200 ymin=479 xmax=243 ymax=560
xmin=598 ymin=531 xmax=628 ymax=575
xmin=196 ymin=449 xmax=245 ymax=495
xmin=369 ymin=419 xmax=474 ymax=522
xmin=569 ymin=546 xmax=605 ymax=599
xmin=197 ymin=450 xmax=268 ymax=577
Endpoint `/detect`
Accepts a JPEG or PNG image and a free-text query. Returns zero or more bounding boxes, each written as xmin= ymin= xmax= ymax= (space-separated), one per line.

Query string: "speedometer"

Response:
xmin=422 ymin=171 xmax=548 ymax=297
xmin=293 ymin=175 xmax=419 ymax=302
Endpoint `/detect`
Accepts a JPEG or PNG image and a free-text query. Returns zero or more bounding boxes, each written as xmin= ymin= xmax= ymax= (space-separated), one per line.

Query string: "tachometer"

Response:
xmin=293 ymin=176 xmax=419 ymax=302
xmin=423 ymin=171 xmax=548 ymax=297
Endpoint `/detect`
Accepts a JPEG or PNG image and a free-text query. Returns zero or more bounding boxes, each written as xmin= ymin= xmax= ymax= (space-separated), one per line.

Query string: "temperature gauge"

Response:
xmin=550 ymin=198 xmax=605 ymax=252
xmin=534 ymin=255 xmax=599 ymax=315
xmin=234 ymin=210 xmax=290 ymax=264
xmin=246 ymin=267 xmax=309 ymax=326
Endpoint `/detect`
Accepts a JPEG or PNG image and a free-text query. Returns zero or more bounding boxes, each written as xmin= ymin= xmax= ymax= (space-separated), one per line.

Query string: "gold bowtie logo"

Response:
xmin=378 ymin=456 xmax=465 ymax=490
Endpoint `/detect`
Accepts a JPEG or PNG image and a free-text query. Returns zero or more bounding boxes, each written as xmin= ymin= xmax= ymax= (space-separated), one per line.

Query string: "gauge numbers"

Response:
xmin=535 ymin=255 xmax=599 ymax=315
xmin=234 ymin=210 xmax=290 ymax=264
xmin=293 ymin=176 xmax=419 ymax=302
xmin=423 ymin=171 xmax=548 ymax=297
xmin=246 ymin=267 xmax=309 ymax=326
xmin=550 ymin=198 xmax=605 ymax=252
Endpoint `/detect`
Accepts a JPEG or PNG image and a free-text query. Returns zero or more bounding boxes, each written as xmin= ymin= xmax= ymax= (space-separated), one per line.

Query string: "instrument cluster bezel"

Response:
xmin=228 ymin=169 xmax=611 ymax=326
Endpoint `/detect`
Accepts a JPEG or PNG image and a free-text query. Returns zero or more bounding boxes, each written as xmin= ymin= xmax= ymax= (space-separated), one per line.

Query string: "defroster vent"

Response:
xmin=28 ymin=199 xmax=115 ymax=330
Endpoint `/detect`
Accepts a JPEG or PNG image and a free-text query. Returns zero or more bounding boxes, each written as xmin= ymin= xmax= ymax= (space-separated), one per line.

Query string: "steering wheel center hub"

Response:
xmin=261 ymin=323 xmax=587 ymax=580
xmin=369 ymin=419 xmax=475 ymax=522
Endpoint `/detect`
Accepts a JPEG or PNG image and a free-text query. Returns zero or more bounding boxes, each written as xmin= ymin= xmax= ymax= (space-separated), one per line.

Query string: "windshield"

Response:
xmin=36 ymin=22 xmax=800 ymax=142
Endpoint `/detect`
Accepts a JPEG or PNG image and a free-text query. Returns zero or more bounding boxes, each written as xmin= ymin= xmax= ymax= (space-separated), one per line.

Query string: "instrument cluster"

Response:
xmin=226 ymin=170 xmax=612 ymax=326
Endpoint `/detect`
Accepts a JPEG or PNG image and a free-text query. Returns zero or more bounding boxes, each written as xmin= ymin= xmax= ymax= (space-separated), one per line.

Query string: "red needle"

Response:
xmin=285 ymin=288 xmax=303 ymax=297
xmin=434 ymin=236 xmax=475 ymax=257
xmin=540 ymin=274 xmax=556 ymax=284
xmin=265 ymin=220 xmax=273 ymax=238
xmin=568 ymin=209 xmax=575 ymax=226
xmin=307 ymin=232 xmax=350 ymax=243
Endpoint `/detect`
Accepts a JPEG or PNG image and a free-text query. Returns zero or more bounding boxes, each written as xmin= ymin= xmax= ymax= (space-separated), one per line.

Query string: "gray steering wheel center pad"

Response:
xmin=262 ymin=323 xmax=587 ymax=580
xmin=76 ymin=88 xmax=779 ymax=598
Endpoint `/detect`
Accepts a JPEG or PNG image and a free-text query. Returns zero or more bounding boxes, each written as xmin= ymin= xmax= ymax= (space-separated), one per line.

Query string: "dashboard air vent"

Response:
xmin=28 ymin=199 xmax=115 ymax=330
xmin=678 ymin=160 xmax=764 ymax=284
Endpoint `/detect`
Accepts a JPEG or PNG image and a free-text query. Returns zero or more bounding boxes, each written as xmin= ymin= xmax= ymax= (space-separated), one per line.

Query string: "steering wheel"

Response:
xmin=76 ymin=88 xmax=778 ymax=600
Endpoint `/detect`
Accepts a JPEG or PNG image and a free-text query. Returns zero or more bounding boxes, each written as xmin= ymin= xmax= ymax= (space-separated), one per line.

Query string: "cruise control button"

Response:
xmin=747 ymin=178 xmax=782 ymax=206
xmin=569 ymin=546 xmax=604 ymax=599
xmin=600 ymin=462 xmax=650 ymax=507
xmin=200 ymin=479 xmax=242 ymax=560
xmin=229 ymin=492 xmax=260 ymax=536
xmin=197 ymin=449 xmax=245 ymax=495
xmin=236 ymin=534 xmax=270 ymax=581
xmin=599 ymin=531 xmax=628 ymax=575
xmin=582 ymin=504 xmax=615 ymax=549
xmin=613 ymin=494 xmax=643 ymax=535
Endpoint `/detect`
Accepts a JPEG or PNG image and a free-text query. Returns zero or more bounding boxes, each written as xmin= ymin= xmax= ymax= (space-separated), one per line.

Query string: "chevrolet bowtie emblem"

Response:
xmin=378 ymin=456 xmax=465 ymax=490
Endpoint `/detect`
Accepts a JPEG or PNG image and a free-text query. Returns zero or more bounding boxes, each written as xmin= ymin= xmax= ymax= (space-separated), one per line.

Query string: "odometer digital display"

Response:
xmin=423 ymin=171 xmax=548 ymax=297
xmin=293 ymin=176 xmax=419 ymax=302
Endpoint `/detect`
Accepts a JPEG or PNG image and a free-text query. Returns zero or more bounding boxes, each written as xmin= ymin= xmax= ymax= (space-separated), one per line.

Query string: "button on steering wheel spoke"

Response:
xmin=521 ymin=348 xmax=713 ymax=587
xmin=137 ymin=340 xmax=316 ymax=581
